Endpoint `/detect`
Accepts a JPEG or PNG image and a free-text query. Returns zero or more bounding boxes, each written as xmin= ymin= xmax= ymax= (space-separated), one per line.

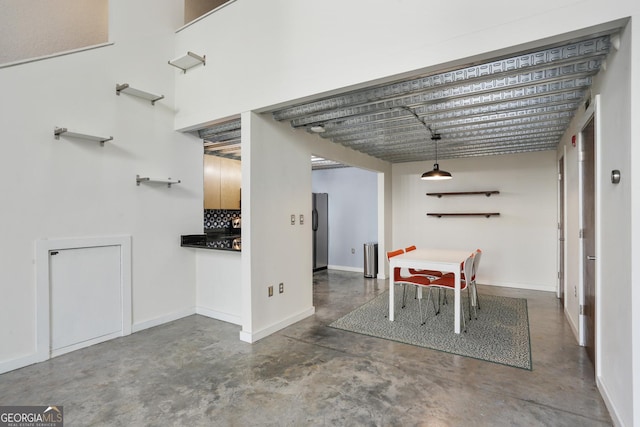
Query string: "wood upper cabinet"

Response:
xmin=204 ymin=154 xmax=221 ymax=209
xmin=204 ymin=154 xmax=241 ymax=210
xmin=220 ymin=156 xmax=241 ymax=208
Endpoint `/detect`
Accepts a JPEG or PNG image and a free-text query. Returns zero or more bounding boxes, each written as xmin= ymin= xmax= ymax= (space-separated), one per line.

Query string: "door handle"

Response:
xmin=587 ymin=255 xmax=596 ymax=261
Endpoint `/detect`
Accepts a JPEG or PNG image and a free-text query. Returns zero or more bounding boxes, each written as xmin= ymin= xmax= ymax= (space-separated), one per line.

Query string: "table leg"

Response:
xmin=454 ymin=270 xmax=461 ymax=334
xmin=389 ymin=264 xmax=395 ymax=321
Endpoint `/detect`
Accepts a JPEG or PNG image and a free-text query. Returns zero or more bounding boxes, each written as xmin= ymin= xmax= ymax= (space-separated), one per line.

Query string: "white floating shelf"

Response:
xmin=136 ymin=175 xmax=181 ymax=188
xmin=116 ymin=83 xmax=164 ymax=105
xmin=54 ymin=127 xmax=113 ymax=146
xmin=168 ymin=51 xmax=206 ymax=73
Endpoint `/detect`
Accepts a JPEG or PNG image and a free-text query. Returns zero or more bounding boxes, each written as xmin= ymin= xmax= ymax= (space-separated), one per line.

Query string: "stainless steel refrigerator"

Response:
xmin=312 ymin=193 xmax=328 ymax=271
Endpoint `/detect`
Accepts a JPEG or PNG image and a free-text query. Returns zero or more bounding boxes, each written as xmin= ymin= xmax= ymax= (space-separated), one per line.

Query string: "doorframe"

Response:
xmin=557 ymin=149 xmax=566 ymax=302
xmin=577 ymin=94 xmax=602 ymax=375
xmin=35 ymin=235 xmax=132 ymax=362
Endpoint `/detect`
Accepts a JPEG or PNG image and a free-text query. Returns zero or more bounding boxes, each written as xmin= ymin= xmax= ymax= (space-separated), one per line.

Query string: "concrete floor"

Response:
xmin=0 ymin=270 xmax=611 ymax=426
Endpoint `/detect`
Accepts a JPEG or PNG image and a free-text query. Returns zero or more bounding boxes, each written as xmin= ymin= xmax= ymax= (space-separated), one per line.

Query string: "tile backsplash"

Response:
xmin=204 ymin=209 xmax=241 ymax=230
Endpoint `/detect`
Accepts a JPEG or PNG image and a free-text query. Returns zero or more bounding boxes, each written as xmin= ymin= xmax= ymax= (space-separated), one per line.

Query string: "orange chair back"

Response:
xmin=405 ymin=245 xmax=417 ymax=252
xmin=386 ymin=249 xmax=404 ymax=260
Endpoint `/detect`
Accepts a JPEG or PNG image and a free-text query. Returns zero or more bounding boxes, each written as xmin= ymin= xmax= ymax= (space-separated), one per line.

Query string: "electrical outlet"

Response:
xmin=279 ymin=282 xmax=284 ymax=293
xmin=268 ymin=286 xmax=273 ymax=297
xmin=299 ymin=214 xmax=304 ymax=225
xmin=351 ymin=248 xmax=355 ymax=254
xmin=291 ymin=214 xmax=295 ymax=225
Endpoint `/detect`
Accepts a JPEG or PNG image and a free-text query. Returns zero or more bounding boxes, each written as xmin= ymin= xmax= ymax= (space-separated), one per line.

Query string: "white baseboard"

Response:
xmin=239 ymin=306 xmax=315 ymax=343
xmin=327 ymin=265 xmax=364 ymax=273
xmin=0 ymin=352 xmax=42 ymax=375
xmin=132 ymin=307 xmax=195 ymax=333
xmin=196 ymin=306 xmax=241 ymax=325
xmin=51 ymin=331 xmax=123 ymax=358
xmin=596 ymin=376 xmax=623 ymax=426
xmin=487 ymin=281 xmax=556 ymax=293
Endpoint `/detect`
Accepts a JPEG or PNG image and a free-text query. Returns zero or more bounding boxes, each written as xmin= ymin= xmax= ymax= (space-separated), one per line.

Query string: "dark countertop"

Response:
xmin=181 ymin=229 xmax=241 ymax=252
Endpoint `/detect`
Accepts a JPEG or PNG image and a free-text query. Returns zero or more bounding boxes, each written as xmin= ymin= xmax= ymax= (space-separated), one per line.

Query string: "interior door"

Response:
xmin=582 ymin=117 xmax=596 ymax=367
xmin=50 ymin=245 xmax=122 ymax=355
xmin=558 ymin=156 xmax=565 ymax=305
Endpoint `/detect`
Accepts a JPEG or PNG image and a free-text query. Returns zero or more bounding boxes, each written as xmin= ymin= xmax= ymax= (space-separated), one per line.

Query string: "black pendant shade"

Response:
xmin=421 ymin=163 xmax=452 ymax=180
xmin=421 ymin=134 xmax=452 ymax=180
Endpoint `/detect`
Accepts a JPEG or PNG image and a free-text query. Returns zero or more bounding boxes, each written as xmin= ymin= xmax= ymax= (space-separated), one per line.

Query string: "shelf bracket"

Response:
xmin=427 ymin=213 xmax=500 ymax=218
xmin=427 ymin=191 xmax=500 ymax=198
xmin=136 ymin=175 xmax=181 ymax=188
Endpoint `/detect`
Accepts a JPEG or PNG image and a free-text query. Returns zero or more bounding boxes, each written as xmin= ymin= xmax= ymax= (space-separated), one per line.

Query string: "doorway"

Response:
xmin=558 ymin=156 xmax=565 ymax=305
xmin=581 ymin=115 xmax=596 ymax=368
xmin=311 ymin=159 xmax=378 ymax=274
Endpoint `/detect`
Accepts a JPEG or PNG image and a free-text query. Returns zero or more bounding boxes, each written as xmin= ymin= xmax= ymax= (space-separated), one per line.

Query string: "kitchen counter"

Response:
xmin=181 ymin=229 xmax=241 ymax=251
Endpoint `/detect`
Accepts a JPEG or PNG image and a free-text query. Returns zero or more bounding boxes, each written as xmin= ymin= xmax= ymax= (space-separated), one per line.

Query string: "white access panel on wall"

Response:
xmin=49 ymin=245 xmax=122 ymax=355
xmin=36 ymin=235 xmax=132 ymax=362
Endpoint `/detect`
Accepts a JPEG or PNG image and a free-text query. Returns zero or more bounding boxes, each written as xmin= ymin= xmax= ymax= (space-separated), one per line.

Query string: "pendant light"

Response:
xmin=421 ymin=132 xmax=452 ymax=180
xmin=393 ymin=106 xmax=453 ymax=180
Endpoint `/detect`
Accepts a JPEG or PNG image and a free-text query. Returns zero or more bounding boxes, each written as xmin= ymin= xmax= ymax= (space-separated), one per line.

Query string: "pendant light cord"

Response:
xmin=394 ymin=105 xmax=452 ymax=180
xmin=434 ymin=137 xmax=438 ymax=165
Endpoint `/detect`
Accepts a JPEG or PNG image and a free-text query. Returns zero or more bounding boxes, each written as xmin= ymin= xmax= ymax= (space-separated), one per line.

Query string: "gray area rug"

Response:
xmin=329 ymin=287 xmax=532 ymax=370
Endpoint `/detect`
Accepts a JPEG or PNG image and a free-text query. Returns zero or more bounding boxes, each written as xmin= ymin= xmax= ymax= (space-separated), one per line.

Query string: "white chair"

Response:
xmin=468 ymin=249 xmax=483 ymax=319
xmin=439 ymin=249 xmax=483 ymax=320
xmin=429 ymin=253 xmax=474 ymax=332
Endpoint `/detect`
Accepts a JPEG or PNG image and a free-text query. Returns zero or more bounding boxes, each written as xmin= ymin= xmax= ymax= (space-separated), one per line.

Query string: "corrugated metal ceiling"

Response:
xmin=199 ymin=34 xmax=613 ymax=168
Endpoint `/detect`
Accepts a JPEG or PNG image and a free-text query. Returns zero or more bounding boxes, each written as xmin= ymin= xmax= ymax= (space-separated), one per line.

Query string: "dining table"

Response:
xmin=388 ymin=248 xmax=471 ymax=334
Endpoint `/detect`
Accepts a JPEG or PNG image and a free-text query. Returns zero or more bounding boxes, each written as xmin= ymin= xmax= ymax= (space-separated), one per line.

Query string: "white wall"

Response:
xmin=240 ymin=112 xmax=314 ymax=341
xmin=239 ymin=113 xmax=390 ymax=342
xmin=179 ymin=0 xmax=640 ymax=423
xmin=557 ymin=25 xmax=633 ymax=424
xmin=0 ymin=0 xmax=203 ymax=372
xmin=594 ymin=27 xmax=632 ymax=422
xmin=196 ymin=250 xmax=242 ymax=325
xmin=392 ymin=152 xmax=557 ymax=291
xmin=312 ymin=167 xmax=378 ymax=271
xmin=631 ymin=19 xmax=640 ymax=427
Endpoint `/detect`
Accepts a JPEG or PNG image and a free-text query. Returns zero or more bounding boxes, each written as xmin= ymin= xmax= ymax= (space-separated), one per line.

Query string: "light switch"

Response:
xmin=299 ymin=214 xmax=304 ymax=225
xmin=291 ymin=214 xmax=295 ymax=225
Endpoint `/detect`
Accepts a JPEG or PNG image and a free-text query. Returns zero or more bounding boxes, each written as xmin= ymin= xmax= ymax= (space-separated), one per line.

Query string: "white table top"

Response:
xmin=393 ymin=248 xmax=470 ymax=263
